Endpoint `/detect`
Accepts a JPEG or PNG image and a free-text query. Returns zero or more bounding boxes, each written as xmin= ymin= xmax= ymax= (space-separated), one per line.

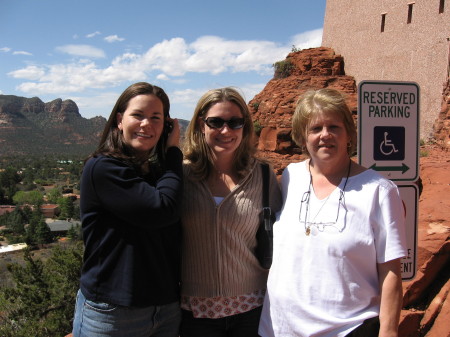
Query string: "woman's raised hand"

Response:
xmin=166 ymin=118 xmax=180 ymax=149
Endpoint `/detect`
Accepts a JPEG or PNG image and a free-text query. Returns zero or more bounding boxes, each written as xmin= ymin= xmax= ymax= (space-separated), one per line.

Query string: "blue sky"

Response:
xmin=1 ymin=0 xmax=326 ymax=120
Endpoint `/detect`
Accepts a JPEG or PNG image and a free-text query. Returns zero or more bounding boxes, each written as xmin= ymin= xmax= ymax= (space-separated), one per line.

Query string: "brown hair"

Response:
xmin=89 ymin=82 xmax=171 ymax=169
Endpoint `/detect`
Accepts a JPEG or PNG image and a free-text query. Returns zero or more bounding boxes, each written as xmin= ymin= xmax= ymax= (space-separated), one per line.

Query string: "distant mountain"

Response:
xmin=0 ymin=94 xmax=190 ymax=157
xmin=0 ymin=95 xmax=106 ymax=157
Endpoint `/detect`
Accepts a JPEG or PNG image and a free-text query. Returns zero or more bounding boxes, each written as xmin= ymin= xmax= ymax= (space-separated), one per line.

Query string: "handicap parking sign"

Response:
xmin=358 ymin=80 xmax=419 ymax=181
xmin=373 ymin=126 xmax=405 ymax=161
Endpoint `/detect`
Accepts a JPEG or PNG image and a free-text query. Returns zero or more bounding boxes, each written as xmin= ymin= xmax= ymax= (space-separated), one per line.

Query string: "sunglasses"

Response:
xmin=203 ymin=117 xmax=245 ymax=130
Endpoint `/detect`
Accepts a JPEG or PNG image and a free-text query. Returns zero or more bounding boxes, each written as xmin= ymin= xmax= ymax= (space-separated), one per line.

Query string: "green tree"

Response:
xmin=13 ymin=190 xmax=43 ymax=206
xmin=5 ymin=208 xmax=26 ymax=234
xmin=67 ymin=224 xmax=82 ymax=241
xmin=0 ymin=207 xmax=31 ymax=243
xmin=34 ymin=220 xmax=52 ymax=245
xmin=21 ymin=205 xmax=33 ymax=221
xmin=72 ymin=203 xmax=81 ymax=221
xmin=12 ymin=191 xmax=26 ymax=205
xmin=0 ymin=243 xmax=83 ymax=337
xmin=0 ymin=167 xmax=20 ymax=203
xmin=25 ymin=211 xmax=52 ymax=246
xmin=21 ymin=168 xmax=35 ymax=187
xmin=46 ymin=187 xmax=62 ymax=204
xmin=0 ymin=249 xmax=50 ymax=336
xmin=0 ymin=187 xmax=5 ymax=203
xmin=58 ymin=197 xmax=75 ymax=220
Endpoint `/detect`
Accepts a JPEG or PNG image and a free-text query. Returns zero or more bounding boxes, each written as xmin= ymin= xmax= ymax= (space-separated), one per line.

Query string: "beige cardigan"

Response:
xmin=181 ymin=160 xmax=282 ymax=297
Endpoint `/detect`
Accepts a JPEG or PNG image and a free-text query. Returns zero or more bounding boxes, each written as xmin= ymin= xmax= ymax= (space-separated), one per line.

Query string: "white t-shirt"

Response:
xmin=259 ymin=161 xmax=407 ymax=337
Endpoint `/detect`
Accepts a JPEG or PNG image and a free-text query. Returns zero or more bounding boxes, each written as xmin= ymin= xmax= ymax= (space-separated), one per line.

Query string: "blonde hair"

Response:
xmin=183 ymin=87 xmax=256 ymax=180
xmin=291 ymin=88 xmax=357 ymax=156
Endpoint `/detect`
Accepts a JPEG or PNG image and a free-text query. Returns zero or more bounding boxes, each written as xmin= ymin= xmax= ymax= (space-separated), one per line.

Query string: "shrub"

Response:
xmin=420 ymin=150 xmax=429 ymax=157
xmin=253 ymin=121 xmax=262 ymax=136
xmin=273 ymin=60 xmax=294 ymax=79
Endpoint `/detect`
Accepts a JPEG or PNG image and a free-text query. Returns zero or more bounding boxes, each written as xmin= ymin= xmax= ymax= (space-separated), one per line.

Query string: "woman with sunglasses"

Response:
xmin=72 ymin=82 xmax=183 ymax=337
xmin=259 ymin=88 xmax=407 ymax=337
xmin=180 ymin=87 xmax=281 ymax=337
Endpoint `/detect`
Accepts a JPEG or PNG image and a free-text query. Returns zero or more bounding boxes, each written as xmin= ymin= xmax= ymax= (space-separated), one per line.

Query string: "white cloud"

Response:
xmin=1 ymin=47 xmax=11 ymax=53
xmin=8 ymin=65 xmax=45 ymax=80
xmin=55 ymin=44 xmax=106 ymax=58
xmin=171 ymin=78 xmax=187 ymax=84
xmin=104 ymin=35 xmax=125 ymax=43
xmin=169 ymin=88 xmax=207 ymax=120
xmin=156 ymin=74 xmax=170 ymax=81
xmin=140 ymin=36 xmax=286 ymax=77
xmin=290 ymin=28 xmax=323 ymax=50
xmin=143 ymin=38 xmax=190 ymax=76
xmin=239 ymin=83 xmax=267 ymax=102
xmin=86 ymin=31 xmax=101 ymax=38
xmin=10 ymin=29 xmax=321 ymax=97
xmin=13 ymin=51 xmax=33 ymax=56
xmin=171 ymin=88 xmax=205 ymax=105
xmin=168 ymin=83 xmax=270 ymax=121
xmin=70 ymin=92 xmax=119 ymax=117
xmin=11 ymin=59 xmax=146 ymax=94
xmin=187 ymin=36 xmax=285 ymax=74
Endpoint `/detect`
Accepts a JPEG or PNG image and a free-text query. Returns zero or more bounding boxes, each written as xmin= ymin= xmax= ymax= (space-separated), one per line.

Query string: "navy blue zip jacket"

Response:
xmin=79 ymin=147 xmax=183 ymax=307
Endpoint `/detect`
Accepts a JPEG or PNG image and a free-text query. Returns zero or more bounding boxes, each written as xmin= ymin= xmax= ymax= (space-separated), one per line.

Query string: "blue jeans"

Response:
xmin=72 ymin=289 xmax=181 ymax=337
xmin=180 ymin=306 xmax=262 ymax=337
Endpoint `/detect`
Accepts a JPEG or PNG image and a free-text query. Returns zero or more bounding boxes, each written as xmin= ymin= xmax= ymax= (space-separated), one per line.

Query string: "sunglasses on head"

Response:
xmin=203 ymin=117 xmax=245 ymax=130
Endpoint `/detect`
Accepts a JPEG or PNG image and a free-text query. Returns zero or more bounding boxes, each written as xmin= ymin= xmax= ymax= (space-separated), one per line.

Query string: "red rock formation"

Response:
xmin=251 ymin=48 xmax=356 ymax=135
xmin=251 ymin=47 xmax=357 ymax=174
xmin=433 ymin=79 xmax=450 ymax=149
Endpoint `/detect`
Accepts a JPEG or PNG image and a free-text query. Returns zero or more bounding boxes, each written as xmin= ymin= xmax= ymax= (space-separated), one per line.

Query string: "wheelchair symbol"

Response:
xmin=373 ymin=126 xmax=405 ymax=161
xmin=380 ymin=132 xmax=399 ymax=155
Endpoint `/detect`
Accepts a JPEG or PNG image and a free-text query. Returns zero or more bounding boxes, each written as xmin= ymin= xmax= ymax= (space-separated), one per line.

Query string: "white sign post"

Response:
xmin=397 ymin=185 xmax=418 ymax=280
xmin=358 ymin=80 xmax=420 ymax=280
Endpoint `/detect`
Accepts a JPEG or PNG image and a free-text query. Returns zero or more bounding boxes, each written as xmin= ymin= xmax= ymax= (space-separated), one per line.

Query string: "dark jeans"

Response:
xmin=72 ymin=289 xmax=181 ymax=337
xmin=180 ymin=306 xmax=262 ymax=337
xmin=345 ymin=316 xmax=380 ymax=337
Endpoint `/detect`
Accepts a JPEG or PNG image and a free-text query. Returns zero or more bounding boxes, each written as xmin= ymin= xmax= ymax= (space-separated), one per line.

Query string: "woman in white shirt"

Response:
xmin=259 ymin=88 xmax=407 ymax=337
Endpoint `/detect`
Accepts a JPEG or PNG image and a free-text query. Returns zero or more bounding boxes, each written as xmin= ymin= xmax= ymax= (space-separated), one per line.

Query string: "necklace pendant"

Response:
xmin=305 ymin=226 xmax=311 ymax=236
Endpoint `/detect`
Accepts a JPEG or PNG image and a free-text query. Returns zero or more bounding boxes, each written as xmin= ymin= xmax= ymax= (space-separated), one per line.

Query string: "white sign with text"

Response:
xmin=358 ymin=81 xmax=420 ymax=182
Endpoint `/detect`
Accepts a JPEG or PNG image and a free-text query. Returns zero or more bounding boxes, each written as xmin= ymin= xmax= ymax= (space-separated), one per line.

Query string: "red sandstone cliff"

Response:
xmin=433 ymin=79 xmax=450 ymax=149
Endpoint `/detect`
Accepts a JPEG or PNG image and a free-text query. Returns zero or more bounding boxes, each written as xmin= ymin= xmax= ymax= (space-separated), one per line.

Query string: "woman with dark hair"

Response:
xmin=259 ymin=88 xmax=407 ymax=337
xmin=180 ymin=87 xmax=282 ymax=337
xmin=72 ymin=82 xmax=183 ymax=337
